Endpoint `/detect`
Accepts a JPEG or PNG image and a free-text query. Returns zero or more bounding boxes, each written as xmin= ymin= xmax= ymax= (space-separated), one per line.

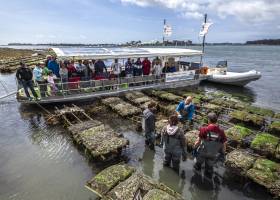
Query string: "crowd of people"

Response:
xmin=16 ymin=55 xmax=181 ymax=101
xmin=142 ymin=97 xmax=227 ymax=179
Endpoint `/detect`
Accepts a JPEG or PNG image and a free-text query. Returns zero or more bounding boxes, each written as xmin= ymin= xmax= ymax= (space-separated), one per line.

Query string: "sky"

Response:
xmin=0 ymin=0 xmax=279 ymax=44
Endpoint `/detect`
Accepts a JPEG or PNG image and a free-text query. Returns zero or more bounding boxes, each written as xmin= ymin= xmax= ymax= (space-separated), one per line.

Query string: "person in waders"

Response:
xmin=160 ymin=115 xmax=187 ymax=173
xmin=176 ymin=96 xmax=195 ymax=130
xmin=142 ymin=102 xmax=157 ymax=150
xmin=193 ymin=112 xmax=227 ymax=177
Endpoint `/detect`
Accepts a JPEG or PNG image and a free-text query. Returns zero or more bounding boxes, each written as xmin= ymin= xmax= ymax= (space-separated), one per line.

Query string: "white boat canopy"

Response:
xmin=52 ymin=47 xmax=202 ymax=59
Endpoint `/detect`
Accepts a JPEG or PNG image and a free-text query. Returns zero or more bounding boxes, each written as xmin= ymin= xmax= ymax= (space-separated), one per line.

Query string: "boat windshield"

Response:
xmin=216 ymin=61 xmax=227 ymax=68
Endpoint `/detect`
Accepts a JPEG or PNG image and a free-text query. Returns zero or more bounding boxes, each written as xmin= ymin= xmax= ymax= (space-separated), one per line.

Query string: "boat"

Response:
xmin=204 ymin=61 xmax=261 ymax=86
xmin=14 ymin=47 xmax=209 ymax=104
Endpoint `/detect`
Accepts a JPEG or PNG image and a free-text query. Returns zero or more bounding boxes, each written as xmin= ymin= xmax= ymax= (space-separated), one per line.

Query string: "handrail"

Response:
xmin=17 ymin=72 xmax=198 ymax=101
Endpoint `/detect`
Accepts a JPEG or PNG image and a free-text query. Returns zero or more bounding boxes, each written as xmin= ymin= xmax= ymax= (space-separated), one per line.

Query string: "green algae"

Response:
xmin=247 ymin=158 xmax=280 ymax=189
xmin=143 ymin=189 xmax=177 ymax=200
xmin=159 ymin=104 xmax=177 ymax=115
xmin=275 ymin=144 xmax=280 ymax=160
xmin=250 ymin=133 xmax=279 ymax=156
xmin=274 ymin=113 xmax=280 ymax=119
xmin=88 ymin=165 xmax=183 ymax=200
xmin=269 ymin=121 xmax=280 ymax=135
xmin=229 ymin=110 xmax=265 ymax=127
xmin=87 ymin=164 xmax=135 ymax=195
xmin=204 ymin=103 xmax=222 ymax=112
xmin=102 ymin=97 xmax=141 ymax=117
xmin=225 ymin=125 xmax=253 ymax=143
xmin=246 ymin=105 xmax=274 ymax=117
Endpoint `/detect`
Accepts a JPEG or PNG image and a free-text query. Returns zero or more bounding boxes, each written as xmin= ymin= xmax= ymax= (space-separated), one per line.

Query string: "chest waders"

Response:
xmin=194 ymin=131 xmax=223 ymax=175
xmin=163 ymin=133 xmax=183 ymax=173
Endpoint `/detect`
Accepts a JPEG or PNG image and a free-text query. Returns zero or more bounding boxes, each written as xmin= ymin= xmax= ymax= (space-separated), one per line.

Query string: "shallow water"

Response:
xmin=0 ymin=45 xmax=279 ymax=200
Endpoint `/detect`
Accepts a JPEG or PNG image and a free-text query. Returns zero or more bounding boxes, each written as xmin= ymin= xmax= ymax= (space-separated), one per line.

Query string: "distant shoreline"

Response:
xmin=2 ymin=39 xmax=280 ymax=47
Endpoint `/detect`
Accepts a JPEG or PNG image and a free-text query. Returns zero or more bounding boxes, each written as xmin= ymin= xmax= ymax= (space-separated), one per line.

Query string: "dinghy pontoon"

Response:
xmin=205 ymin=61 xmax=261 ymax=86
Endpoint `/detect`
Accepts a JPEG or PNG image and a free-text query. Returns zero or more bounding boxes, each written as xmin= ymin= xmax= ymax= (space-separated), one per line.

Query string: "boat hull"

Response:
xmin=206 ymin=70 xmax=261 ymax=86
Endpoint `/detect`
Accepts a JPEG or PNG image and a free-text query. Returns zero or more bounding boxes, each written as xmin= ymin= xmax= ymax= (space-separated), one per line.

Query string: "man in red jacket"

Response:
xmin=193 ymin=112 xmax=227 ymax=176
xmin=142 ymin=57 xmax=151 ymax=75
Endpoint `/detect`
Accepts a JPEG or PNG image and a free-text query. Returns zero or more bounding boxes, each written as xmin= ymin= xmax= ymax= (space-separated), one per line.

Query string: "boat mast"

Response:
xmin=200 ymin=14 xmax=207 ymax=66
xmin=163 ymin=19 xmax=166 ymax=46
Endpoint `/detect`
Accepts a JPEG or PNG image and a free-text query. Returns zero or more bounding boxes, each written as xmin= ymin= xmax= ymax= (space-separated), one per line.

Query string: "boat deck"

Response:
xmin=18 ymin=75 xmax=209 ymax=104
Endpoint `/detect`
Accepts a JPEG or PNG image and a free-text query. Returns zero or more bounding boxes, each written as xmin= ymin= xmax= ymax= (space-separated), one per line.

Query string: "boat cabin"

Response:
xmin=17 ymin=47 xmax=207 ymax=104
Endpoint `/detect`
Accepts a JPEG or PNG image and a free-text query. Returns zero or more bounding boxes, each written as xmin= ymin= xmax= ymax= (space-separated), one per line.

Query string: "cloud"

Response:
xmin=212 ymin=0 xmax=280 ymax=23
xmin=119 ymin=0 xmax=280 ymax=23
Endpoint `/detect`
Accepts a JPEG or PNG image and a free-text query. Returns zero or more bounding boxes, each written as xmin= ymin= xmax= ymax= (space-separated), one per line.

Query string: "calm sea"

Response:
xmin=0 ymin=45 xmax=279 ymax=200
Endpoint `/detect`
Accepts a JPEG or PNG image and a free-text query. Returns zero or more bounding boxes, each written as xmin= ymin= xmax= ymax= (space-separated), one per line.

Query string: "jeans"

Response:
xmin=21 ymin=80 xmax=38 ymax=98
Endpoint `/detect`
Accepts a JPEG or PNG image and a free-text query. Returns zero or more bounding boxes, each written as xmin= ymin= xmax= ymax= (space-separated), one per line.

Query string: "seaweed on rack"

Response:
xmin=74 ymin=125 xmax=128 ymax=159
xmin=269 ymin=121 xmax=280 ymax=136
xmin=225 ymin=150 xmax=256 ymax=176
xmin=143 ymin=189 xmax=177 ymax=200
xmin=124 ymin=91 xmax=146 ymax=101
xmin=107 ymin=171 xmax=183 ymax=200
xmin=225 ymin=125 xmax=254 ymax=147
xmin=86 ymin=164 xmax=135 ymax=196
xmin=102 ymin=97 xmax=141 ymax=117
xmin=250 ymin=133 xmax=279 ymax=158
xmin=229 ymin=110 xmax=265 ymax=128
xmin=185 ymin=130 xmax=199 ymax=150
xmin=67 ymin=120 xmax=102 ymax=136
xmin=158 ymin=104 xmax=177 ymax=115
xmin=247 ymin=158 xmax=280 ymax=197
xmin=155 ymin=119 xmax=168 ymax=133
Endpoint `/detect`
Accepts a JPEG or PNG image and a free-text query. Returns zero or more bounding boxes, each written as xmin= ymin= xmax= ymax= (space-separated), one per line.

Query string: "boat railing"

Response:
xmin=16 ymin=70 xmax=203 ymax=102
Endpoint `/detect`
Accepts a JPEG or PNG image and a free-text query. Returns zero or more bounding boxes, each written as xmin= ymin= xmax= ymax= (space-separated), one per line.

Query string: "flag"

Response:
xmin=199 ymin=22 xmax=213 ymax=37
xmin=163 ymin=24 xmax=172 ymax=37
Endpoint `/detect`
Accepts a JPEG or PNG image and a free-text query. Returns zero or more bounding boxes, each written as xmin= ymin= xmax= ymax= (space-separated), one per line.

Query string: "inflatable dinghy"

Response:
xmin=204 ymin=61 xmax=261 ymax=86
xmin=207 ymin=70 xmax=261 ymax=86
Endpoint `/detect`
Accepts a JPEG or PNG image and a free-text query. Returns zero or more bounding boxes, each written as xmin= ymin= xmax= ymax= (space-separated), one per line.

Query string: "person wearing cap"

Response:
xmin=16 ymin=62 xmax=39 ymax=101
xmin=160 ymin=114 xmax=187 ymax=173
xmin=176 ymin=96 xmax=195 ymax=129
xmin=193 ymin=112 xmax=227 ymax=177
xmin=142 ymin=102 xmax=157 ymax=150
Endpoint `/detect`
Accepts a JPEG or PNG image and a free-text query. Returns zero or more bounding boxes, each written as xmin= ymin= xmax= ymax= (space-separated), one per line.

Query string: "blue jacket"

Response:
xmin=48 ymin=60 xmax=60 ymax=77
xmin=33 ymin=66 xmax=42 ymax=81
xmin=176 ymin=101 xmax=195 ymax=120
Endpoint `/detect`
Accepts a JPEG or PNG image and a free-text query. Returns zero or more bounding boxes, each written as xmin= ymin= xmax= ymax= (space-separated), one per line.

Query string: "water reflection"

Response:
xmin=200 ymin=82 xmax=257 ymax=103
xmin=189 ymin=172 xmax=221 ymax=200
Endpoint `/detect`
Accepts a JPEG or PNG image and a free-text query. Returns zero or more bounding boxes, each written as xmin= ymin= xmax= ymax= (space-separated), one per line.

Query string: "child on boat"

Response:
xmin=47 ymin=70 xmax=58 ymax=95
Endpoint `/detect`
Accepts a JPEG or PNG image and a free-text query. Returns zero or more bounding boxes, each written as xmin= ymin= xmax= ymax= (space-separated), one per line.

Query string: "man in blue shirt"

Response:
xmin=176 ymin=96 xmax=195 ymax=129
xmin=47 ymin=56 xmax=60 ymax=77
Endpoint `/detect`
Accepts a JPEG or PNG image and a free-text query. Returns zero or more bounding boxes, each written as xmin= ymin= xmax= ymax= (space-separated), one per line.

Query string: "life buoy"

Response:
xmin=200 ymin=66 xmax=208 ymax=74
